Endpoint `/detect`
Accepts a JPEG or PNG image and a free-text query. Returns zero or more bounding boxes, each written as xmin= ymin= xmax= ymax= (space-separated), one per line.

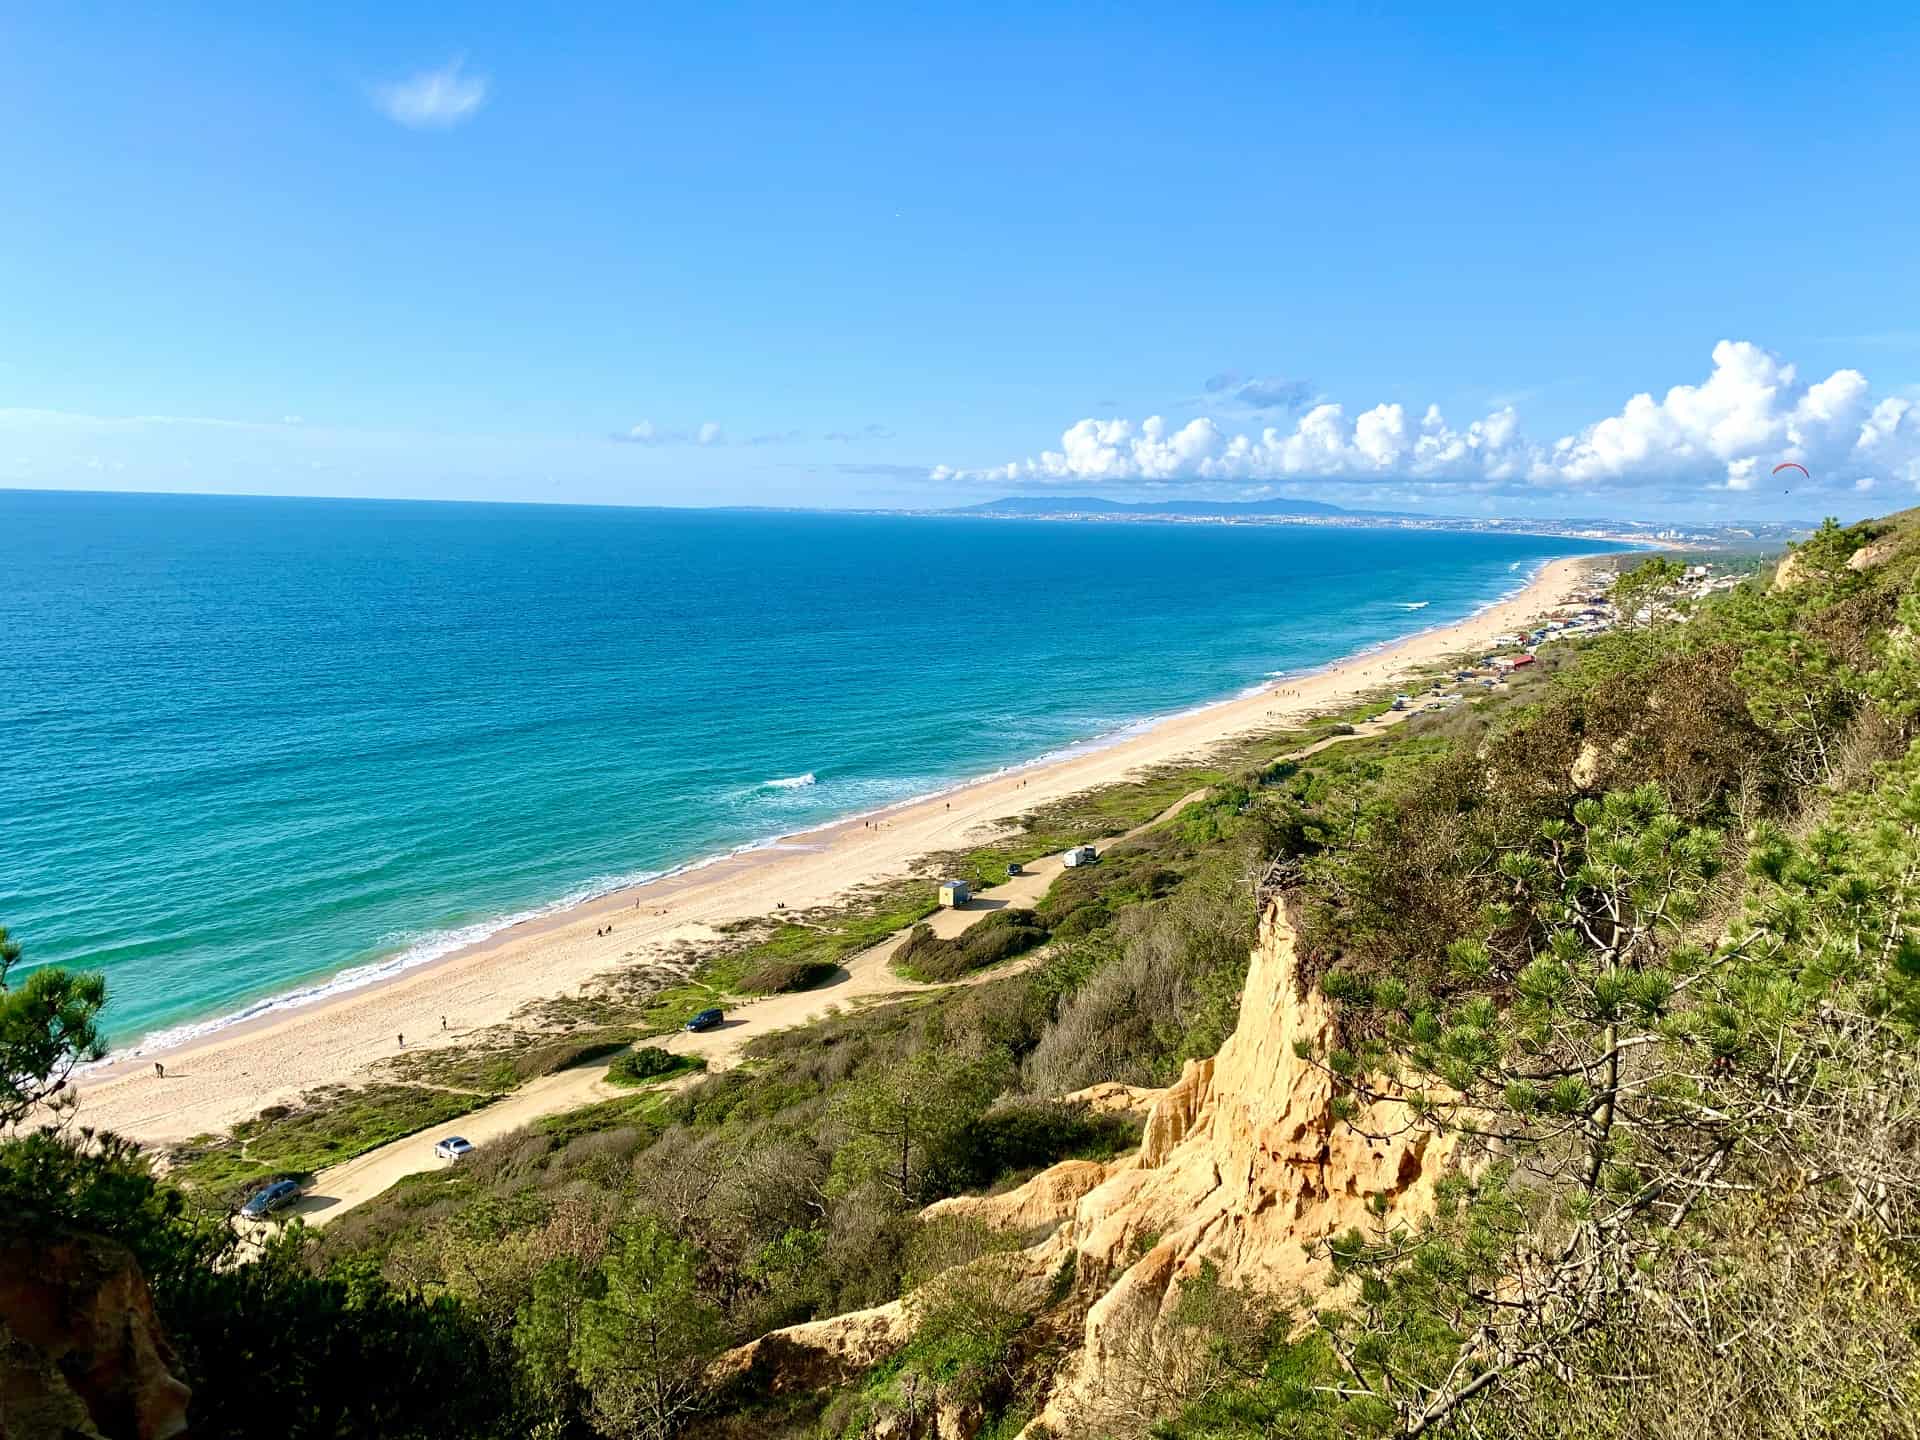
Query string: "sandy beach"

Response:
xmin=69 ymin=554 xmax=1609 ymax=1147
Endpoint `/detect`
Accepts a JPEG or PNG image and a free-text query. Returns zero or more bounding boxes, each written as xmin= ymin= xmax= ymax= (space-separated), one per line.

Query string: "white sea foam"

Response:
xmin=93 ymin=839 xmax=785 ymax=1065
xmin=763 ymin=772 xmax=817 ymax=789
xmin=1396 ymin=601 xmax=1430 ymax=610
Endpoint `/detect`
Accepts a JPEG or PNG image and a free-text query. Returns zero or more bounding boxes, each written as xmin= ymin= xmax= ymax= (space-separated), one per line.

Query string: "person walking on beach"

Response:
xmin=397 ymin=1032 xmax=404 ymax=1048
xmin=154 ymin=1061 xmax=165 ymax=1079
xmin=440 ymin=1015 xmax=447 ymax=1031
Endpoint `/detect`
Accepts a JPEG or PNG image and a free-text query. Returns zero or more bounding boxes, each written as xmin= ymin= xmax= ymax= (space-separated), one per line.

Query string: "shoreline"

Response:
xmin=69 ymin=553 xmax=1613 ymax=1146
xmin=93 ymin=552 xmax=1587 ymax=1065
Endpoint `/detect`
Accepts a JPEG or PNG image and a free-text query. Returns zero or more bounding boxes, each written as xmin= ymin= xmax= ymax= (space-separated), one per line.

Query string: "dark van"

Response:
xmin=241 ymin=1179 xmax=301 ymax=1220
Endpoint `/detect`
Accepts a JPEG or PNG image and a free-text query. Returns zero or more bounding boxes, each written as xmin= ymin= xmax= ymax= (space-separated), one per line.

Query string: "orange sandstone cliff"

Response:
xmin=716 ymin=899 xmax=1454 ymax=1436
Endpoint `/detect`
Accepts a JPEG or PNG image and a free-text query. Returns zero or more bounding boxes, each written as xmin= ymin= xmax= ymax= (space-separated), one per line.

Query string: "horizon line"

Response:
xmin=0 ymin=483 xmax=1826 ymax=530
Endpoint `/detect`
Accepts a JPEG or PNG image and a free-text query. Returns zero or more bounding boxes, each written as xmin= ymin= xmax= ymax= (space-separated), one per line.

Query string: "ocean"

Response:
xmin=0 ymin=490 xmax=1620 ymax=1051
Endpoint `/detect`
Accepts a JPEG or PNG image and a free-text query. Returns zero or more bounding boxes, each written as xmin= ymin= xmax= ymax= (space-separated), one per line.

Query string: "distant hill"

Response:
xmin=951 ymin=495 xmax=1354 ymax=517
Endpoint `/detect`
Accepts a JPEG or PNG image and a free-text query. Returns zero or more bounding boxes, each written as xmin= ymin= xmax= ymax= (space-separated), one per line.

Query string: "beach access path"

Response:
xmin=288 ymin=809 xmax=1178 ymax=1224
xmin=70 ymin=555 xmax=1610 ymax=1154
xmin=296 ymin=707 xmax=1413 ymax=1226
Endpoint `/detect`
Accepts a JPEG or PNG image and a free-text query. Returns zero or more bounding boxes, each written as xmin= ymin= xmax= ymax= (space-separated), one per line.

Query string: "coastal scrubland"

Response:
xmin=6 ymin=519 xmax=1918 ymax=1439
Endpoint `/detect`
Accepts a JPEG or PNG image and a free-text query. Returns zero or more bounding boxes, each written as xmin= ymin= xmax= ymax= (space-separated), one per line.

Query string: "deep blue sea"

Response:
xmin=0 ymin=490 xmax=1620 ymax=1051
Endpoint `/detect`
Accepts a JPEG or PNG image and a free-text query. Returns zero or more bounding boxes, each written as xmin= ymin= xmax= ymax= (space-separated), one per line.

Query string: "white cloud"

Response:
xmin=939 ymin=340 xmax=1920 ymax=499
xmin=372 ymin=58 xmax=489 ymax=130
xmin=611 ymin=419 xmax=726 ymax=447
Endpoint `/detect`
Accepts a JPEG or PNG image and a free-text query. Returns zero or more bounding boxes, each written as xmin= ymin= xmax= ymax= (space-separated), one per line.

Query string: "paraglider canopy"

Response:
xmin=1772 ymin=462 xmax=1810 ymax=479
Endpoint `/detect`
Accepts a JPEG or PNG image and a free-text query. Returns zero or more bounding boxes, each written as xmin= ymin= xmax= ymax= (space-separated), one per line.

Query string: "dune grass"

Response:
xmin=166 ymin=1083 xmax=489 ymax=1207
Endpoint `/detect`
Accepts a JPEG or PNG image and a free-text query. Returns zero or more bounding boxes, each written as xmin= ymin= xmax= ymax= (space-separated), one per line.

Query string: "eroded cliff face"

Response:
xmin=0 ymin=1232 xmax=191 ymax=1440
xmin=715 ymin=900 xmax=1453 ymax=1437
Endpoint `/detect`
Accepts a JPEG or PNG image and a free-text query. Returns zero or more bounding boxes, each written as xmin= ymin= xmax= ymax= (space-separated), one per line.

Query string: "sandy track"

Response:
xmin=294 ymin=760 xmax=1389 ymax=1224
xmin=291 ymin=804 xmax=1205 ymax=1224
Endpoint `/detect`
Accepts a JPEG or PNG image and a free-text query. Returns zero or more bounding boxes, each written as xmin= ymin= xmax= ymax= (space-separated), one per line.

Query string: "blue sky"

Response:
xmin=3 ymin=3 xmax=1917 ymax=520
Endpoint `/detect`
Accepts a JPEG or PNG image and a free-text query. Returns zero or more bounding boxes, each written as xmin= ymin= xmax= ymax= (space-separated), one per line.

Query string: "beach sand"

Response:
xmin=69 ymin=555 xmax=1608 ymax=1147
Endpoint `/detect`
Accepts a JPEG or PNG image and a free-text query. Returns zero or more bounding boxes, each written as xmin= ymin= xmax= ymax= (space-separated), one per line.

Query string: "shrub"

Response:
xmin=607 ymin=1047 xmax=700 ymax=1087
xmin=1048 ymin=903 xmax=1110 ymax=940
xmin=738 ymin=957 xmax=839 ymax=993
xmin=511 ymin=1034 xmax=632 ymax=1083
xmin=943 ymin=1097 xmax=1139 ymax=1190
xmin=1026 ymin=864 xmax=1255 ymax=1095
xmin=894 ymin=909 xmax=1050 ymax=982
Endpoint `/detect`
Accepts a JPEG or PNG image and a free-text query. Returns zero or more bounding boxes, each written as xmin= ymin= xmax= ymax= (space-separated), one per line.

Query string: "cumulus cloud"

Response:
xmin=937 ymin=341 xmax=1920 ymax=499
xmin=372 ymin=58 xmax=489 ymax=129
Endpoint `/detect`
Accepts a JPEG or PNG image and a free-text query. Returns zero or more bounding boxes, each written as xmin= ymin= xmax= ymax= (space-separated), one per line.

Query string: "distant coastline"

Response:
xmin=923 ymin=494 xmax=1790 ymax=552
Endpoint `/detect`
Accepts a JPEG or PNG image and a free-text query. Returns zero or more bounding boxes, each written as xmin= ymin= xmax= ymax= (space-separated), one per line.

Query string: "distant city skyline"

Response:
xmin=3 ymin=4 xmax=1916 ymax=521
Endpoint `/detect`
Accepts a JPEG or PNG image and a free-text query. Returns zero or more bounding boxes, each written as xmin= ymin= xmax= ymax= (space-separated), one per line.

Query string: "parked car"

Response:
xmin=685 ymin=1007 xmax=724 ymax=1033
xmin=434 ymin=1136 xmax=475 ymax=1161
xmin=1062 ymin=845 xmax=1099 ymax=868
xmin=240 ymin=1179 xmax=301 ymax=1220
xmin=1006 ymin=861 xmax=1024 ymax=877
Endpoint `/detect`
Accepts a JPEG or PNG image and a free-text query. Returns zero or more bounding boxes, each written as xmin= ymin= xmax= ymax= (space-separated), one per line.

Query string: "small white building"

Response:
xmin=1062 ymin=845 xmax=1099 ymax=868
xmin=937 ymin=878 xmax=971 ymax=908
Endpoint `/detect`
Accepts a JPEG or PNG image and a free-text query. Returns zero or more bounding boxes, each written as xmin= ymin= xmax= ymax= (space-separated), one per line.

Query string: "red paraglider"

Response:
xmin=1773 ymin=462 xmax=1810 ymax=479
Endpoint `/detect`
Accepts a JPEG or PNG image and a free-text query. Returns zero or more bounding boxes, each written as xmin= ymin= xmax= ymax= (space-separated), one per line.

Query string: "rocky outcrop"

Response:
xmin=1848 ymin=536 xmax=1899 ymax=572
xmin=928 ymin=902 xmax=1455 ymax=1434
xmin=1060 ymin=1082 xmax=1163 ymax=1119
xmin=0 ymin=1232 xmax=191 ymax=1440
xmin=1777 ymin=531 xmax=1896 ymax=592
xmin=924 ymin=1160 xmax=1114 ymax=1235
xmin=710 ymin=1299 xmax=913 ymax=1398
xmin=991 ymin=901 xmax=1451 ymax=1434
xmin=716 ymin=901 xmax=1452 ymax=1437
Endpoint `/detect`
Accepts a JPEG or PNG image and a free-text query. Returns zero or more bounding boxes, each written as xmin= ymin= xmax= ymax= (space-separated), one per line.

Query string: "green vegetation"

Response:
xmin=891 ymin=907 xmax=1050 ymax=981
xmin=393 ymin=1028 xmax=641 ymax=1095
xmin=17 ymin=519 xmax=1920 ymax=1439
xmin=2 ymin=1053 xmax=513 ymax=1438
xmin=1147 ymin=522 xmax=1920 ymax=1439
xmin=0 ymin=920 xmax=105 ymax=1123
xmin=168 ymin=1082 xmax=489 ymax=1206
xmin=606 ymin=1046 xmax=704 ymax=1087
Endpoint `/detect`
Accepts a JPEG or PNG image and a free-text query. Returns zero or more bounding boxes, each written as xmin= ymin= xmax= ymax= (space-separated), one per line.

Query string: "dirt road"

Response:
xmin=292 ymin=719 xmax=1405 ymax=1225
xmin=292 ymin=846 xmax=1093 ymax=1225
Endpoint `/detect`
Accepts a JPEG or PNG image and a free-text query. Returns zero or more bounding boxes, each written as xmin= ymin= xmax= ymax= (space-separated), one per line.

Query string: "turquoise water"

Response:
xmin=0 ymin=490 xmax=1620 ymax=1051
